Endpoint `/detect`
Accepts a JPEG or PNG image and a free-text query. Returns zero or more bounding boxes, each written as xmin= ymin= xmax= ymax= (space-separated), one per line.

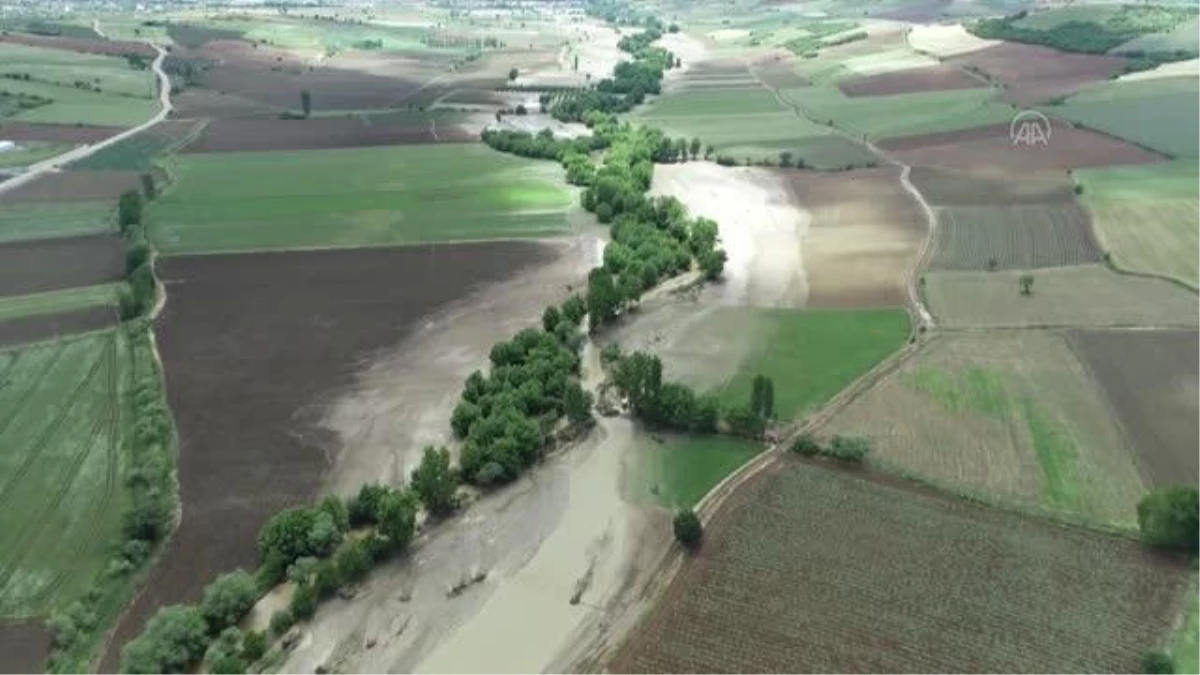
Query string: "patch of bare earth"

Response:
xmin=0 ymin=620 xmax=51 ymax=674
xmin=0 ymin=234 xmax=122 ymax=297
xmin=839 ymin=64 xmax=985 ymax=97
xmin=879 ymin=120 xmax=1164 ymax=173
xmin=950 ymin=42 xmax=1128 ymax=105
xmin=0 ymin=170 xmax=144 ymax=203
xmin=782 ymin=166 xmax=925 ymax=308
xmin=0 ymin=306 xmax=116 ymax=349
xmin=0 ymin=32 xmax=154 ymax=57
xmin=181 ymin=117 xmax=471 ymax=153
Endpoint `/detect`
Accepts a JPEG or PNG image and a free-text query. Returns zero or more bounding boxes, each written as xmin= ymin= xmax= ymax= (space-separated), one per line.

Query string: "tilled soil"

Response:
xmin=0 ymin=306 xmax=116 ymax=348
xmin=838 ymin=64 xmax=985 ymax=97
xmin=949 ymin=42 xmax=1128 ymax=106
xmin=98 ymin=241 xmax=561 ymax=671
xmin=0 ymin=620 xmax=51 ymax=674
xmin=181 ymin=117 xmax=471 ymax=153
xmin=0 ymin=170 xmax=144 ymax=203
xmin=0 ymin=234 xmax=123 ymax=298
xmin=0 ymin=32 xmax=155 ymax=58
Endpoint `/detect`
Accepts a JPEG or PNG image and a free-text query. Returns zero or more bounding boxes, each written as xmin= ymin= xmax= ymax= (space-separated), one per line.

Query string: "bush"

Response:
xmin=204 ymin=627 xmax=246 ymax=675
xmin=117 ymin=190 xmax=143 ymax=231
xmin=673 ymin=509 xmax=702 ymax=549
xmin=790 ymin=433 xmax=821 ymax=456
xmin=290 ymin=582 xmax=317 ymax=621
xmin=1141 ymin=651 xmax=1175 ymax=674
xmin=199 ymin=570 xmax=258 ymax=633
xmin=241 ymin=630 xmax=267 ymax=663
xmin=411 ymin=446 xmax=459 ymax=516
xmin=268 ymin=609 xmax=294 ymax=637
xmin=1137 ymin=486 xmax=1199 ymax=553
xmin=826 ymin=435 xmax=870 ymax=463
xmin=725 ymin=406 xmax=765 ymax=439
xmin=332 ymin=538 xmax=373 ymax=584
xmin=119 ymin=605 xmax=210 ymax=674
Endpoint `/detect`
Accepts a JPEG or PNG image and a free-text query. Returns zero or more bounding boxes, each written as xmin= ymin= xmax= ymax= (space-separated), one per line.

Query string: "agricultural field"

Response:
xmin=1077 ymin=160 xmax=1199 ymax=288
xmin=0 ymin=235 xmax=122 ymax=298
xmin=1052 ymin=76 xmax=1199 ymax=158
xmin=1174 ymin=589 xmax=1200 ymax=675
xmin=931 ymin=203 xmax=1102 ymax=271
xmin=1114 ymin=16 xmax=1200 ymax=54
xmin=623 ymin=434 xmax=762 ymax=510
xmin=0 ymin=330 xmax=132 ymax=620
xmin=925 ymin=265 xmax=1200 ymax=329
xmin=69 ymin=120 xmax=203 ymax=172
xmin=783 ymin=166 xmax=926 ymax=306
xmin=819 ymin=331 xmax=1148 ymax=526
xmin=150 ymin=144 xmax=573 ymax=253
xmin=0 ymin=32 xmax=152 ymax=58
xmin=909 ymin=166 xmax=1078 ymax=206
xmin=0 ymin=307 xmax=117 ymax=350
xmin=0 ymin=169 xmax=144 ymax=204
xmin=103 ymin=241 xmax=564 ymax=668
xmin=778 ymin=85 xmax=1013 ymax=141
xmin=612 ymin=458 xmax=1191 ymax=673
xmin=179 ymin=113 xmax=473 ymax=153
xmin=907 ymin=23 xmax=1000 ymax=57
xmin=0 ymin=201 xmax=114 ymax=243
xmin=1069 ymin=329 xmax=1198 ymax=486
xmin=0 ymin=141 xmax=72 ymax=169
xmin=0 ymin=74 xmax=157 ymax=127
xmin=0 ymin=284 xmax=120 ymax=323
xmin=0 ymin=42 xmax=157 ymax=99
xmin=838 ymin=64 xmax=985 ymax=97
xmin=639 ymin=88 xmax=784 ymax=117
xmin=951 ymin=42 xmax=1126 ymax=105
xmin=715 ymin=308 xmax=910 ymax=421
xmin=881 ymin=119 xmax=1164 ymax=173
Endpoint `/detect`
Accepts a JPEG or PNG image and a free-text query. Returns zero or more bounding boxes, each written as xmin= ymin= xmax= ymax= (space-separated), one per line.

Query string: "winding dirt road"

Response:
xmin=0 ymin=42 xmax=172 ymax=197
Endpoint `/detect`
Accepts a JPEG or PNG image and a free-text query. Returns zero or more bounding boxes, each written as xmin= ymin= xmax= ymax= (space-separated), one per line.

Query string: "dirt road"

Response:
xmin=0 ymin=42 xmax=171 ymax=196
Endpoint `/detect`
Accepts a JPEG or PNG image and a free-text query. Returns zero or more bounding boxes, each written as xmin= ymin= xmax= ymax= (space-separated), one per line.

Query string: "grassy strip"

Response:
xmin=0 ymin=283 xmax=120 ymax=322
xmin=1173 ymin=584 xmax=1200 ymax=674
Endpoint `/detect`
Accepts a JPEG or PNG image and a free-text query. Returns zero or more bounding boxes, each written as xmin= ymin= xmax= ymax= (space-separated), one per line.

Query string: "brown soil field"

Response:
xmin=1069 ymin=329 xmax=1199 ymax=486
xmin=0 ymin=306 xmax=116 ymax=348
xmin=0 ymin=235 xmax=122 ymax=297
xmin=752 ymin=58 xmax=811 ymax=89
xmin=0 ymin=620 xmax=51 ymax=674
xmin=950 ymin=42 xmax=1127 ymax=105
xmin=910 ymin=166 xmax=1077 ymax=206
xmin=100 ymin=241 xmax=561 ymax=671
xmin=0 ymin=32 xmax=155 ymax=58
xmin=169 ymin=88 xmax=276 ymax=120
xmin=874 ymin=0 xmax=951 ymax=21
xmin=880 ymin=120 xmax=1164 ymax=172
xmin=164 ymin=23 xmax=245 ymax=49
xmin=181 ymin=116 xmax=471 ymax=153
xmin=0 ymin=122 xmax=125 ymax=143
xmin=0 ymin=170 xmax=142 ymax=203
xmin=931 ymin=201 xmax=1102 ymax=270
xmin=783 ymin=167 xmax=926 ymax=307
xmin=838 ymin=64 xmax=985 ymax=97
xmin=611 ymin=458 xmax=1191 ymax=673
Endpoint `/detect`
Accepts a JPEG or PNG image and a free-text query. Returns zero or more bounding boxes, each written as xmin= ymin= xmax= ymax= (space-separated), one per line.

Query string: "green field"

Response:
xmin=0 ymin=42 xmax=156 ymax=99
xmin=0 ymin=141 xmax=72 ymax=168
xmin=191 ymin=16 xmax=445 ymax=55
xmin=89 ymin=15 xmax=172 ymax=42
xmin=0 ymin=284 xmax=120 ymax=323
xmin=150 ymin=144 xmax=574 ymax=253
xmin=1115 ymin=16 xmax=1200 ymax=54
xmin=0 ymin=202 xmax=114 ymax=243
xmin=643 ymin=88 xmax=785 ymax=117
xmin=0 ymin=330 xmax=132 ymax=618
xmin=625 ymin=434 xmax=762 ymax=509
xmin=780 ymin=85 xmax=1012 ymax=140
xmin=716 ymin=308 xmax=910 ymax=420
xmin=0 ymin=77 xmax=157 ymax=126
xmin=1054 ymin=77 xmax=1199 ymax=158
xmin=1077 ymin=160 xmax=1199 ymax=288
xmin=1174 ymin=587 xmax=1199 ymax=674
xmin=71 ymin=121 xmax=201 ymax=171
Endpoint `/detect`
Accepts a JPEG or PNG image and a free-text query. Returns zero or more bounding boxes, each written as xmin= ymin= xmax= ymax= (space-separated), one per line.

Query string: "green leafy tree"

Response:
xmin=199 ymin=570 xmax=258 ymax=633
xmin=673 ymin=509 xmax=702 ymax=549
xmin=689 ymin=137 xmax=701 ymax=160
xmin=119 ymin=605 xmax=209 ymax=674
xmin=827 ymin=435 xmax=870 ymax=463
xmin=561 ymin=294 xmax=587 ymax=325
xmin=204 ymin=627 xmax=246 ymax=675
xmin=289 ymin=582 xmax=317 ymax=620
xmin=750 ymin=374 xmax=775 ymax=420
xmin=257 ymin=507 xmax=317 ymax=566
xmin=118 ymin=190 xmax=143 ymax=231
xmin=1137 ymin=486 xmax=1199 ymax=553
xmin=542 ymin=305 xmax=561 ymax=333
xmin=564 ymin=381 xmax=594 ymax=426
xmin=612 ymin=352 xmax=662 ymax=416
xmin=1141 ymin=651 xmax=1175 ymax=674
xmin=790 ymin=433 xmax=821 ymax=456
xmin=587 ymin=267 xmax=621 ymax=330
xmin=376 ymin=490 xmax=417 ymax=553
xmin=347 ymin=483 xmax=389 ymax=527
xmin=699 ymin=248 xmax=727 ymax=281
xmin=240 ymin=630 xmax=267 ymax=663
xmin=508 ymin=67 xmax=519 ymax=80
xmin=779 ymin=151 xmax=794 ymax=168
xmin=140 ymin=172 xmax=156 ymax=200
xmin=299 ymin=89 xmax=312 ymax=117
xmin=1019 ymin=274 xmax=1035 ymax=296
xmin=306 ymin=511 xmax=342 ymax=558
xmin=332 ymin=538 xmax=372 ymax=583
xmin=411 ymin=446 xmax=459 ymax=516
xmin=318 ymin=495 xmax=350 ymax=533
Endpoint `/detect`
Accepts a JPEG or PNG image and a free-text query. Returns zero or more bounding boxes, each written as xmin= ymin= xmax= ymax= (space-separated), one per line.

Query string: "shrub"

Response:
xmin=290 ymin=582 xmax=317 ymax=621
xmin=347 ymin=483 xmax=389 ymax=526
xmin=410 ymin=446 xmax=459 ymax=517
xmin=199 ymin=570 xmax=258 ymax=633
xmin=725 ymin=406 xmax=765 ymax=439
xmin=241 ymin=630 xmax=267 ymax=664
xmin=333 ymin=538 xmax=373 ymax=584
xmin=790 ymin=433 xmax=821 ymax=456
xmin=1137 ymin=486 xmax=1198 ymax=553
xmin=268 ymin=609 xmax=294 ymax=637
xmin=673 ymin=509 xmax=702 ymax=549
xmin=826 ymin=435 xmax=870 ymax=463
xmin=119 ymin=605 xmax=209 ymax=674
xmin=1141 ymin=651 xmax=1175 ymax=674
xmin=204 ymin=627 xmax=246 ymax=675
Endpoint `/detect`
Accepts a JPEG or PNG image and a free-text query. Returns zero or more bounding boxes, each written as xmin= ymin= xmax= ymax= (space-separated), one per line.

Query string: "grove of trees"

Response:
xmin=1137 ymin=485 xmax=1198 ymax=553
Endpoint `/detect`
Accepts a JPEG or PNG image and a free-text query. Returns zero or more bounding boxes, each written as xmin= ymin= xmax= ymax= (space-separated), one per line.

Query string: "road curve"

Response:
xmin=0 ymin=43 xmax=172 ymax=197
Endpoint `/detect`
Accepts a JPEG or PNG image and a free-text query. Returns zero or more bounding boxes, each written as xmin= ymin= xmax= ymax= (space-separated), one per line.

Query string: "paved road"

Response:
xmin=0 ymin=43 xmax=172 ymax=196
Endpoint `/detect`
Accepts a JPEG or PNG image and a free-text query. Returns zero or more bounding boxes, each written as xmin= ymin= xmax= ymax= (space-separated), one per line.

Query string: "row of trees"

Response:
xmin=120 ymin=445 xmax=461 ymax=674
xmin=970 ymin=8 xmax=1197 ymax=58
xmin=548 ymin=22 xmax=675 ymax=122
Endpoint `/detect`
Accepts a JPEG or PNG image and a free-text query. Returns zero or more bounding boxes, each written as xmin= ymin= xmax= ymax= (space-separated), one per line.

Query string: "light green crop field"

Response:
xmin=1054 ymin=77 xmax=1199 ymax=158
xmin=716 ymin=308 xmax=910 ymax=420
xmin=199 ymin=16 xmax=445 ymax=54
xmin=0 ymin=202 xmax=114 ymax=243
xmin=89 ymin=15 xmax=172 ymax=42
xmin=0 ymin=141 xmax=73 ymax=168
xmin=0 ymin=284 xmax=120 ymax=323
xmin=625 ymin=434 xmax=762 ymax=509
xmin=1115 ymin=16 xmax=1200 ymax=54
xmin=71 ymin=120 xmax=202 ymax=172
xmin=0 ymin=330 xmax=132 ymax=618
xmin=820 ymin=331 xmax=1148 ymax=527
xmin=1174 ymin=586 xmax=1199 ymax=675
xmin=781 ymin=85 xmax=1013 ymax=140
xmin=1077 ymin=160 xmax=1199 ymax=289
xmin=0 ymin=77 xmax=157 ymax=126
xmin=150 ymin=144 xmax=574 ymax=253
xmin=1013 ymin=5 xmax=1123 ymax=29
xmin=0 ymin=42 xmax=156 ymax=99
xmin=642 ymin=87 xmax=785 ymax=117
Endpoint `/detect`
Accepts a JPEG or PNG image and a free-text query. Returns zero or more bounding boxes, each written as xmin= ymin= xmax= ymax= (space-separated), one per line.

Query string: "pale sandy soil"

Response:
xmin=907 ymin=23 xmax=1000 ymax=57
xmin=320 ymin=234 xmax=602 ymax=496
xmin=706 ymin=28 xmax=749 ymax=42
xmin=488 ymin=114 xmax=591 ymax=139
xmin=650 ymin=163 xmax=810 ymax=308
xmin=513 ymin=20 xmax=625 ymax=88
xmin=1118 ymin=57 xmax=1200 ymax=82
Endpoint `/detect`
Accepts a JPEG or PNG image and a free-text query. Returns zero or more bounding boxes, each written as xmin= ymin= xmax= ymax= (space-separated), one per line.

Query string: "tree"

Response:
xmin=750 ymin=374 xmax=775 ymax=420
xmin=119 ymin=605 xmax=209 ymax=674
xmin=240 ymin=630 xmax=267 ymax=664
xmin=673 ymin=137 xmax=689 ymax=162
xmin=306 ymin=511 xmax=342 ymax=558
xmin=673 ymin=509 xmax=702 ymax=549
xmin=347 ymin=483 xmax=389 ymax=527
xmin=199 ymin=570 xmax=258 ymax=633
xmin=542 ymin=305 xmax=561 ymax=333
xmin=699 ymin=248 xmax=726 ymax=281
xmin=827 ymin=435 xmax=870 ymax=462
xmin=289 ymin=582 xmax=317 ymax=620
xmin=376 ymin=490 xmax=417 ymax=553
xmin=1141 ymin=651 xmax=1175 ymax=674
xmin=587 ymin=267 xmax=620 ymax=330
xmin=204 ymin=627 xmax=246 ymax=675
xmin=725 ymin=405 xmax=764 ymax=438
xmin=791 ymin=433 xmax=821 ymax=456
xmin=1019 ymin=274 xmax=1035 ymax=296
xmin=561 ymin=294 xmax=587 ymax=325
xmin=612 ymin=352 xmax=662 ymax=416
xmin=689 ymin=137 xmax=701 ymax=160
xmin=508 ymin=67 xmax=519 ymax=80
xmin=299 ymin=89 xmax=311 ymax=117
xmin=332 ymin=538 xmax=372 ymax=583
xmin=140 ymin=172 xmax=156 ymax=200
xmin=563 ymin=381 xmax=594 ymax=426
xmin=704 ymin=144 xmax=714 ymax=160
xmin=118 ymin=190 xmax=143 ymax=231
xmin=1137 ymin=486 xmax=1198 ymax=553
xmin=411 ymin=446 xmax=458 ymax=517
xmin=779 ymin=151 xmax=794 ymax=168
